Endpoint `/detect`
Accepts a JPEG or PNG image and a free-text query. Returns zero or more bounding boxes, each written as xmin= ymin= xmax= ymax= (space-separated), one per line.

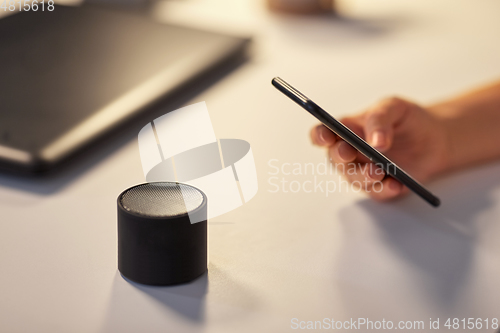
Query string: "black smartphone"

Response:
xmin=272 ymin=77 xmax=441 ymax=207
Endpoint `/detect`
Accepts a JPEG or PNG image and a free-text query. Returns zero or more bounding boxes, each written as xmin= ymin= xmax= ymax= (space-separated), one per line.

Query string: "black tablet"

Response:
xmin=0 ymin=5 xmax=250 ymax=174
xmin=272 ymin=77 xmax=440 ymax=207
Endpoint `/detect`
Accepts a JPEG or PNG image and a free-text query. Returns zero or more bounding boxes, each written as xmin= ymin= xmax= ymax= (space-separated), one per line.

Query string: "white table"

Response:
xmin=1 ymin=0 xmax=500 ymax=332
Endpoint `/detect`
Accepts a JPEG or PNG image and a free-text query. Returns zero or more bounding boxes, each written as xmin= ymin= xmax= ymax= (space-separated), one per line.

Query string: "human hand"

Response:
xmin=310 ymin=97 xmax=450 ymax=201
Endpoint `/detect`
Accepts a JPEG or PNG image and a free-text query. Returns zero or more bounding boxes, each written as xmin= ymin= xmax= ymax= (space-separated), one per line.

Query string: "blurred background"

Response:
xmin=1 ymin=1 xmax=500 ymax=332
xmin=3 ymin=0 xmax=500 ymax=176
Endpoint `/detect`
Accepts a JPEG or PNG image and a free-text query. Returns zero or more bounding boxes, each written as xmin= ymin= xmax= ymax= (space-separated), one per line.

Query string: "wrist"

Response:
xmin=425 ymin=81 xmax=500 ymax=175
xmin=427 ymin=103 xmax=474 ymax=173
xmin=428 ymin=111 xmax=455 ymax=177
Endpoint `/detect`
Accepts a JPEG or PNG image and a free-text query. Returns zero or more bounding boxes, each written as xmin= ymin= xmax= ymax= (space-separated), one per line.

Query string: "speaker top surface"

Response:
xmin=119 ymin=182 xmax=205 ymax=218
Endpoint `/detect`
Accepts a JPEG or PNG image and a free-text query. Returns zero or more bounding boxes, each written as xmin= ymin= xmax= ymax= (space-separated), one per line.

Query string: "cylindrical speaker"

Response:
xmin=117 ymin=182 xmax=207 ymax=285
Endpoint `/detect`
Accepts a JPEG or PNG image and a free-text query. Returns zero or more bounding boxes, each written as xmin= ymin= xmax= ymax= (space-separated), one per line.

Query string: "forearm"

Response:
xmin=428 ymin=81 xmax=500 ymax=171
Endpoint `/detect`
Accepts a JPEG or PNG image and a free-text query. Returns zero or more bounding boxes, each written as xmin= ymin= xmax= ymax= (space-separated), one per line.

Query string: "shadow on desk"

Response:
xmin=100 ymin=262 xmax=259 ymax=331
xmin=127 ymin=272 xmax=209 ymax=322
xmin=335 ymin=161 xmax=500 ymax=312
xmin=100 ymin=271 xmax=208 ymax=332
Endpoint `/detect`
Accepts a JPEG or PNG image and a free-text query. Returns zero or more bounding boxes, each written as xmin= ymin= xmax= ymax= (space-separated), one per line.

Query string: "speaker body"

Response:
xmin=117 ymin=182 xmax=207 ymax=285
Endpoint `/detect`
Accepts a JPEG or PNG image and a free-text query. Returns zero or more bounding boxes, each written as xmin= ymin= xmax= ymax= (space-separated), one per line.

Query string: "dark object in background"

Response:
xmin=0 ymin=5 xmax=250 ymax=175
xmin=267 ymin=0 xmax=334 ymax=14
xmin=118 ymin=182 xmax=208 ymax=286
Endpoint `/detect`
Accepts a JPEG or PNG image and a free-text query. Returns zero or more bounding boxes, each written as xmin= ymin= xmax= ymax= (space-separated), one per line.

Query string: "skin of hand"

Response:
xmin=310 ymin=97 xmax=451 ymax=201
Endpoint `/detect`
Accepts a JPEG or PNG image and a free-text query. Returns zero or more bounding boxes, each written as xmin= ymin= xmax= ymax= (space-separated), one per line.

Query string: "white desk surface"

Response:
xmin=1 ymin=0 xmax=500 ymax=332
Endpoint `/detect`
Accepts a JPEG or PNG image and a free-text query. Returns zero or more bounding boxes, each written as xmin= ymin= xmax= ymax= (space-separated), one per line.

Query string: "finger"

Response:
xmin=329 ymin=140 xmax=357 ymax=164
xmin=310 ymin=124 xmax=336 ymax=146
xmin=340 ymin=162 xmax=385 ymax=187
xmin=337 ymin=116 xmax=371 ymax=163
xmin=341 ymin=116 xmax=366 ymax=139
xmin=364 ymin=97 xmax=409 ymax=152
xmin=328 ymin=142 xmax=357 ymax=180
xmin=367 ymin=177 xmax=405 ymax=201
xmin=362 ymin=163 xmax=386 ymax=182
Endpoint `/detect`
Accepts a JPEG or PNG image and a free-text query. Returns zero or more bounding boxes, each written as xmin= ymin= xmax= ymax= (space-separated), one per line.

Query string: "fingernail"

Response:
xmin=338 ymin=141 xmax=356 ymax=161
xmin=371 ymin=131 xmax=386 ymax=149
xmin=366 ymin=166 xmax=379 ymax=180
xmin=318 ymin=126 xmax=334 ymax=145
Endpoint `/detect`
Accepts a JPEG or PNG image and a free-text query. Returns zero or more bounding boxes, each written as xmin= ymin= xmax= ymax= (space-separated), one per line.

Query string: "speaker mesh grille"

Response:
xmin=120 ymin=183 xmax=204 ymax=217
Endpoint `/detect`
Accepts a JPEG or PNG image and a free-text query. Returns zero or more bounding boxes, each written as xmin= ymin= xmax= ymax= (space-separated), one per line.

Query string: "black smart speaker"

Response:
xmin=117 ymin=182 xmax=208 ymax=285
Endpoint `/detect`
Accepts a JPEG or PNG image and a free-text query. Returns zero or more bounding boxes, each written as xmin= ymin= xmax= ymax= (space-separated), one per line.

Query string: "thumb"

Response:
xmin=364 ymin=97 xmax=408 ymax=153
